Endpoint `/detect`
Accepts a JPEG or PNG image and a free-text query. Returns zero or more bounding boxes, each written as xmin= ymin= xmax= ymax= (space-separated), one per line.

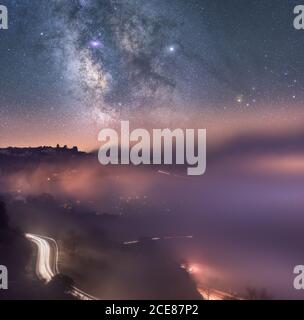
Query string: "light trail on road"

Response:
xmin=180 ymin=263 xmax=241 ymax=300
xmin=26 ymin=234 xmax=54 ymax=282
xmin=197 ymin=287 xmax=239 ymax=300
xmin=26 ymin=232 xmax=237 ymax=300
xmin=123 ymin=235 xmax=193 ymax=245
xmin=25 ymin=233 xmax=97 ymax=300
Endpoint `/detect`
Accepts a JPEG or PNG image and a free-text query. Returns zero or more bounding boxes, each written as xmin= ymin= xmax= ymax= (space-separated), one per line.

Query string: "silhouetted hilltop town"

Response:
xmin=0 ymin=145 xmax=90 ymax=173
xmin=0 ymin=145 xmax=84 ymax=157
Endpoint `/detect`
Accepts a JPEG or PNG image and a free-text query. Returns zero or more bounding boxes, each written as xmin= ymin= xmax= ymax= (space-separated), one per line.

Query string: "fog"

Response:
xmin=1 ymin=133 xmax=304 ymax=299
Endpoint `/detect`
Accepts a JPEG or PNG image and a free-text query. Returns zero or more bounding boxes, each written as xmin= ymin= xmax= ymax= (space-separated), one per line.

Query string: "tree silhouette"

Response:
xmin=47 ymin=274 xmax=74 ymax=294
xmin=246 ymin=287 xmax=273 ymax=300
xmin=0 ymin=201 xmax=9 ymax=230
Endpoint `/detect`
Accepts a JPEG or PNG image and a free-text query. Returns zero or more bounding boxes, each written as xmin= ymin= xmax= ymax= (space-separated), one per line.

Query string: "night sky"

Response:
xmin=0 ymin=0 xmax=304 ymax=150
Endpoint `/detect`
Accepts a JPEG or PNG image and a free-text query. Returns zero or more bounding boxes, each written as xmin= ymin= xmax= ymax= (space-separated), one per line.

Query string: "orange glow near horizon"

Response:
xmin=1 ymin=105 xmax=304 ymax=152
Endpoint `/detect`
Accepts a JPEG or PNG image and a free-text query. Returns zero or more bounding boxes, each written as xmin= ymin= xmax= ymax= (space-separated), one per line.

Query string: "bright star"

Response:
xmin=236 ymin=94 xmax=243 ymax=103
xmin=166 ymin=45 xmax=177 ymax=54
xmin=89 ymin=40 xmax=102 ymax=48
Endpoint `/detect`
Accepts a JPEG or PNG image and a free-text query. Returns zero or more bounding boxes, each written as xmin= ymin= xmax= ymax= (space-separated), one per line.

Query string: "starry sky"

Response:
xmin=1 ymin=0 xmax=304 ymax=150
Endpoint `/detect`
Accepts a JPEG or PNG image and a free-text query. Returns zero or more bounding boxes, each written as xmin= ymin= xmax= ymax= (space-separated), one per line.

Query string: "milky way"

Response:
xmin=1 ymin=1 xmax=304 ymax=149
xmin=41 ymin=0 xmax=185 ymax=118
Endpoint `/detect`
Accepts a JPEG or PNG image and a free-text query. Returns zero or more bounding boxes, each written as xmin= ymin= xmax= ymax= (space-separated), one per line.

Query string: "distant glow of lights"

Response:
xmin=188 ymin=264 xmax=201 ymax=274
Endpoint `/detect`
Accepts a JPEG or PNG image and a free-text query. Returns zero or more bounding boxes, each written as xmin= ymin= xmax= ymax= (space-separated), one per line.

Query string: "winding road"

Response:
xmin=25 ymin=233 xmax=97 ymax=300
xmin=26 ymin=232 xmax=236 ymax=300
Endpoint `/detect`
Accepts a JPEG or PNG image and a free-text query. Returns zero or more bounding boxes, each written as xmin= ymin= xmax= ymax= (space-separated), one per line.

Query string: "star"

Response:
xmin=236 ymin=94 xmax=244 ymax=103
xmin=166 ymin=45 xmax=176 ymax=55
xmin=89 ymin=40 xmax=102 ymax=49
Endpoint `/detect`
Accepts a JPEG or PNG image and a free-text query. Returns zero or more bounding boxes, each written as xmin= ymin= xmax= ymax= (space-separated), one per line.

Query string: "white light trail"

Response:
xmin=25 ymin=233 xmax=97 ymax=300
xmin=123 ymin=235 xmax=193 ymax=245
xmin=26 ymin=234 xmax=54 ymax=283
